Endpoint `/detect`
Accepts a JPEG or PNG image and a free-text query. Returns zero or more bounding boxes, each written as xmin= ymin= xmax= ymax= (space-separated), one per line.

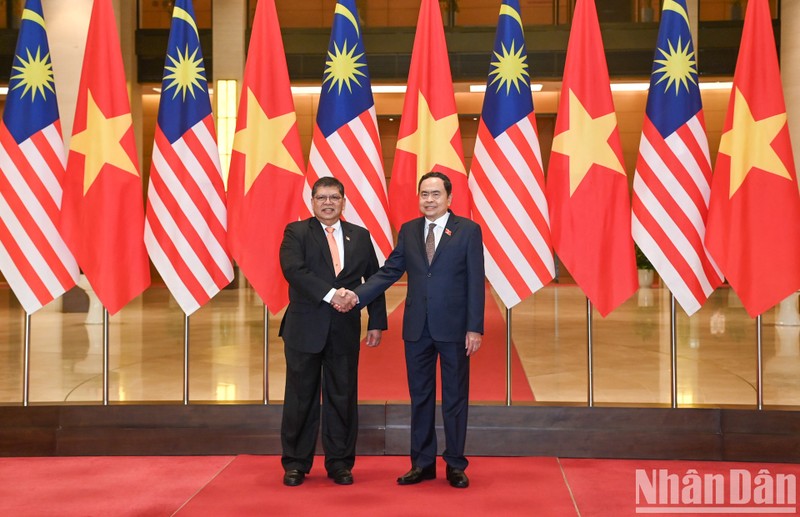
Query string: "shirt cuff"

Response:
xmin=323 ymin=288 xmax=336 ymax=304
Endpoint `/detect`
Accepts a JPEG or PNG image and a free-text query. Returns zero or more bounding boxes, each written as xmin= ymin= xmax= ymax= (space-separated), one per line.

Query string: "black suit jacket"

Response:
xmin=355 ymin=212 xmax=484 ymax=343
xmin=279 ymin=218 xmax=387 ymax=354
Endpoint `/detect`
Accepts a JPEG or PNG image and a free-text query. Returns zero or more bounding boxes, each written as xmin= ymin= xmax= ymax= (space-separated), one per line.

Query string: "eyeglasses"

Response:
xmin=313 ymin=194 xmax=343 ymax=203
xmin=419 ymin=191 xmax=444 ymax=200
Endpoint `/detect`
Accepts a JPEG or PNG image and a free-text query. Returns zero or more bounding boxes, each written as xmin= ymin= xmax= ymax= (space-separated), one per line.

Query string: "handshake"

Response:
xmin=331 ymin=288 xmax=358 ymax=312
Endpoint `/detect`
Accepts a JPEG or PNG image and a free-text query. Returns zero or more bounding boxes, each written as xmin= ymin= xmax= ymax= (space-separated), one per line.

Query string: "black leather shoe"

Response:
xmin=446 ymin=466 xmax=469 ymax=488
xmin=397 ymin=465 xmax=436 ymax=485
xmin=328 ymin=468 xmax=354 ymax=485
xmin=283 ymin=469 xmax=305 ymax=486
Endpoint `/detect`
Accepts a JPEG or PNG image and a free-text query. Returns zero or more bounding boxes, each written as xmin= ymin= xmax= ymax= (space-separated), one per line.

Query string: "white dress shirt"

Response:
xmin=322 ymin=220 xmax=344 ymax=303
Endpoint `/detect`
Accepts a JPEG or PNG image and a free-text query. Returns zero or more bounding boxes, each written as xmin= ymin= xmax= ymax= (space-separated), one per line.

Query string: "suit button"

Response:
xmin=427 ymin=273 xmax=432 ymax=278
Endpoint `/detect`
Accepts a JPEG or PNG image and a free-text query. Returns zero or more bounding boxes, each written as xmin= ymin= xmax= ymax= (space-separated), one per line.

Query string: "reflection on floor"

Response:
xmin=0 ymin=282 xmax=798 ymax=407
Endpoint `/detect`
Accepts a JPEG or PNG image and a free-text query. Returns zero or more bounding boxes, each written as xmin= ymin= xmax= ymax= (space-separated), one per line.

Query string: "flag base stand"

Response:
xmin=262 ymin=304 xmax=269 ymax=406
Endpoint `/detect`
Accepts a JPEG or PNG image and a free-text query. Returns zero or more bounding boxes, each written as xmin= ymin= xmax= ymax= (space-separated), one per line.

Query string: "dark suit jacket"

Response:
xmin=355 ymin=211 xmax=484 ymax=343
xmin=279 ymin=217 xmax=387 ymax=354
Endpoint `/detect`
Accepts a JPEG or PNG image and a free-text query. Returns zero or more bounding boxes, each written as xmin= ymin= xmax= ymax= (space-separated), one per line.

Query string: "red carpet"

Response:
xmin=0 ymin=455 xmax=232 ymax=516
xmin=175 ymin=455 xmax=576 ymax=516
xmin=4 ymin=455 xmax=800 ymax=515
xmin=358 ymin=284 xmax=534 ymax=402
xmin=560 ymin=458 xmax=800 ymax=516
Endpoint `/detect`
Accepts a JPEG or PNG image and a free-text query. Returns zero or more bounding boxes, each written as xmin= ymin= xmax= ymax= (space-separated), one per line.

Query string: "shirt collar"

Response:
xmin=425 ymin=211 xmax=450 ymax=229
xmin=319 ymin=219 xmax=343 ymax=232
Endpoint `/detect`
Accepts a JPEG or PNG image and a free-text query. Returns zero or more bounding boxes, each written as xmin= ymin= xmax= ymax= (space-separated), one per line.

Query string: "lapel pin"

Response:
xmin=345 ymin=236 xmax=351 ymax=241
xmin=445 ymin=228 xmax=452 ymax=237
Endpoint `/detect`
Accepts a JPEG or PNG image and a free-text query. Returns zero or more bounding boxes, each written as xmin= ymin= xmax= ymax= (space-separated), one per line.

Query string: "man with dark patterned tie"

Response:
xmin=352 ymin=171 xmax=485 ymax=488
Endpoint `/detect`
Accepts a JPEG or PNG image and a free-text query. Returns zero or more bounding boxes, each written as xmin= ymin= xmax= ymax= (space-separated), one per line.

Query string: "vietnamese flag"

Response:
xmin=61 ymin=0 xmax=150 ymax=315
xmin=226 ymin=0 xmax=305 ymax=313
xmin=388 ymin=0 xmax=468 ymax=229
xmin=705 ymin=0 xmax=800 ymax=317
xmin=544 ymin=0 xmax=637 ymax=317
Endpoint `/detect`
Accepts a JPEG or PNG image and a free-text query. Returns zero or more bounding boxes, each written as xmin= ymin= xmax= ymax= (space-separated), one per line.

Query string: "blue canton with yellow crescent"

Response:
xmin=316 ymin=0 xmax=374 ymax=136
xmin=481 ymin=0 xmax=532 ymax=138
xmin=4 ymin=0 xmax=58 ymax=143
xmin=157 ymin=0 xmax=211 ymax=142
xmin=646 ymin=0 xmax=701 ymax=136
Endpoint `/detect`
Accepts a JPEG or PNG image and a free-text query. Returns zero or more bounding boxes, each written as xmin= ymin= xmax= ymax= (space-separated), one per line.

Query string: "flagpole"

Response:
xmin=183 ymin=314 xmax=190 ymax=405
xmin=756 ymin=314 xmax=763 ymax=410
xmin=670 ymin=293 xmax=678 ymax=408
xmin=506 ymin=307 xmax=512 ymax=406
xmin=103 ymin=308 xmax=109 ymax=405
xmin=22 ymin=313 xmax=31 ymax=407
xmin=263 ymin=303 xmax=269 ymax=406
xmin=587 ymin=297 xmax=594 ymax=407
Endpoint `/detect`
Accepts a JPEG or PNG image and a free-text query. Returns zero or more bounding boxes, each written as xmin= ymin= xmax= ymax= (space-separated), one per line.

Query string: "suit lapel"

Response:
xmin=430 ymin=212 xmax=458 ymax=266
xmin=309 ymin=218 xmax=337 ymax=277
xmin=342 ymin=222 xmax=354 ymax=274
xmin=414 ymin=217 xmax=428 ymax=262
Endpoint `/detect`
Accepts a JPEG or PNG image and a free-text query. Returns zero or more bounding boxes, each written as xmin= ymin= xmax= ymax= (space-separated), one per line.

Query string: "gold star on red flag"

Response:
xmin=551 ymin=90 xmax=624 ymax=195
xmin=718 ymin=87 xmax=790 ymax=197
xmin=69 ymin=91 xmax=138 ymax=194
xmin=395 ymin=91 xmax=466 ymax=182
xmin=232 ymin=88 xmax=302 ymax=195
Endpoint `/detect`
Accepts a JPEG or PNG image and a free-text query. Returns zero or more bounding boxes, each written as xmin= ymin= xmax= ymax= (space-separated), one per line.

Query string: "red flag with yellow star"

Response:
xmin=388 ymin=0 xmax=468 ymax=229
xmin=544 ymin=0 xmax=637 ymax=317
xmin=61 ymin=0 xmax=150 ymax=315
xmin=226 ymin=0 xmax=305 ymax=313
xmin=705 ymin=0 xmax=800 ymax=317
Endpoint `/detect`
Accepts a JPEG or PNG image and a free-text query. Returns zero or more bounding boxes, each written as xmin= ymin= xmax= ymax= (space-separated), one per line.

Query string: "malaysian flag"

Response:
xmin=304 ymin=0 xmax=392 ymax=264
xmin=631 ymin=0 xmax=722 ymax=315
xmin=144 ymin=0 xmax=233 ymax=315
xmin=0 ymin=0 xmax=78 ymax=314
xmin=469 ymin=0 xmax=553 ymax=308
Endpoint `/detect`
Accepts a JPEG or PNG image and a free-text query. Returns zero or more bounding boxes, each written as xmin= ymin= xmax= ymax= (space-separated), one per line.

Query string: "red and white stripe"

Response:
xmin=0 ymin=121 xmax=78 ymax=313
xmin=469 ymin=113 xmax=554 ymax=308
xmin=305 ymin=107 xmax=393 ymax=264
xmin=632 ymin=114 xmax=723 ymax=315
xmin=144 ymin=115 xmax=234 ymax=315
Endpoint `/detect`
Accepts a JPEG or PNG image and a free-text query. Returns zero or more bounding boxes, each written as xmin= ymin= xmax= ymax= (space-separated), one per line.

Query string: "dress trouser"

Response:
xmin=281 ymin=335 xmax=360 ymax=474
xmin=404 ymin=320 xmax=470 ymax=471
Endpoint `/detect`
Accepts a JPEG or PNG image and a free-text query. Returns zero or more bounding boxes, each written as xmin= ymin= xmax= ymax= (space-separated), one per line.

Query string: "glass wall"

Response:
xmin=244 ymin=0 xmax=780 ymax=29
xmin=138 ymin=0 xmax=212 ymax=29
xmin=0 ymin=0 xmax=23 ymax=29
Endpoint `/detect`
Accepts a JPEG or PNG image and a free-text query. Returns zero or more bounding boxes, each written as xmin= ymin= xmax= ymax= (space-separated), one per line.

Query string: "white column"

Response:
xmin=686 ymin=0 xmax=699 ymax=54
xmin=212 ymin=0 xmax=246 ymax=84
xmin=114 ymin=0 xmax=143 ymax=169
xmin=42 ymin=0 xmax=92 ymax=147
xmin=779 ymin=2 xmax=800 ymax=325
xmin=783 ymin=1 xmax=800 ymax=177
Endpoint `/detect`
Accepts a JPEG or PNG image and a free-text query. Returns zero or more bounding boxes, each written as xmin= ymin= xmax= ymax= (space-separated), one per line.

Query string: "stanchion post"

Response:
xmin=670 ymin=294 xmax=678 ymax=408
xmin=23 ymin=313 xmax=31 ymax=407
xmin=506 ymin=307 xmax=512 ymax=407
xmin=757 ymin=314 xmax=763 ymax=410
xmin=263 ymin=304 xmax=269 ymax=406
xmin=183 ymin=314 xmax=190 ymax=405
xmin=103 ymin=308 xmax=109 ymax=405
xmin=587 ymin=298 xmax=594 ymax=408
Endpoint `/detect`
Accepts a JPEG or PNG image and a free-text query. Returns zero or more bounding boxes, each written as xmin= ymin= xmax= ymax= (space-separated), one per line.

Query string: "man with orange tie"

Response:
xmin=278 ymin=176 xmax=387 ymax=486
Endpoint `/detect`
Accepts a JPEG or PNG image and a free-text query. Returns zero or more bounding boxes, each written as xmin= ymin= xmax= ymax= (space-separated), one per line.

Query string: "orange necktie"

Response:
xmin=326 ymin=227 xmax=342 ymax=276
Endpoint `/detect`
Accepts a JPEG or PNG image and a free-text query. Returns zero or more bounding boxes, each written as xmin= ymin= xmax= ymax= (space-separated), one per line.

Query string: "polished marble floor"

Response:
xmin=1 ymin=280 xmax=798 ymax=407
